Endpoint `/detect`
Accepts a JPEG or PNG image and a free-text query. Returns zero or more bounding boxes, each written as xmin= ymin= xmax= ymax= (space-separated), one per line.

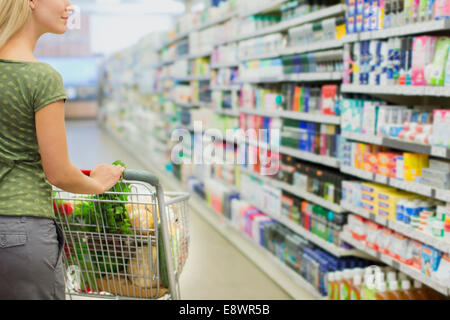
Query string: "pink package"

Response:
xmin=412 ymin=36 xmax=437 ymax=86
xmin=434 ymin=0 xmax=450 ymax=19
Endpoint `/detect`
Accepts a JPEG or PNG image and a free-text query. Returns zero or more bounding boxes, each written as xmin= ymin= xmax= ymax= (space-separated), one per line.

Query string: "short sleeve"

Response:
xmin=32 ymin=64 xmax=67 ymax=112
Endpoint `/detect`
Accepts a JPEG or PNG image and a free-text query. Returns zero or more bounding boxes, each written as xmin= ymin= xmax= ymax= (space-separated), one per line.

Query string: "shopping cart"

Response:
xmin=52 ymin=169 xmax=190 ymax=300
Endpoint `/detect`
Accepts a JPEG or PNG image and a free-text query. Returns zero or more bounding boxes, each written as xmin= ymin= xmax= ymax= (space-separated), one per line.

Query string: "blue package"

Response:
xmin=299 ymin=121 xmax=308 ymax=151
xmin=363 ymin=0 xmax=371 ymax=31
xmin=304 ymin=86 xmax=310 ymax=113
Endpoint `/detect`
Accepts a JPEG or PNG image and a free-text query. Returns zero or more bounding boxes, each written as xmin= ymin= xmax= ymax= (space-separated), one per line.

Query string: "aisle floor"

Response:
xmin=66 ymin=119 xmax=313 ymax=300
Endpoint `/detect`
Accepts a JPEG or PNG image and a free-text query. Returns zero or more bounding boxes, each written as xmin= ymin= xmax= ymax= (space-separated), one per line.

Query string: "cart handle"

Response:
xmin=80 ymin=169 xmax=159 ymax=187
xmin=123 ymin=169 xmax=159 ymax=187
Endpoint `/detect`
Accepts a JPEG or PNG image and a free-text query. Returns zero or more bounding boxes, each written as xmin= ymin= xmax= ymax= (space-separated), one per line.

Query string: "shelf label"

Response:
xmin=431 ymin=146 xmax=448 ymax=158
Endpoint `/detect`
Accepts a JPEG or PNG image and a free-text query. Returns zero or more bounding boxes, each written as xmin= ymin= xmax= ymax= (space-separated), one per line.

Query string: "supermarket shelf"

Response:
xmin=341 ymin=84 xmax=450 ymax=97
xmin=240 ymin=167 xmax=345 ymax=213
xmin=169 ymin=100 xmax=198 ymax=108
xmin=279 ymin=146 xmax=340 ymax=168
xmin=234 ymin=4 xmax=346 ymax=43
xmin=173 ymin=75 xmax=211 ymax=82
xmin=240 ymin=72 xmax=342 ymax=84
xmin=281 ymin=111 xmax=341 ymax=124
xmin=239 ymin=108 xmax=340 ymax=124
xmin=239 ymin=0 xmax=287 ymax=18
xmin=210 ymin=62 xmax=240 ymax=69
xmin=282 ymin=39 xmax=344 ymax=55
xmin=214 ymin=109 xmax=240 ymax=117
xmin=243 ymin=196 xmax=367 ymax=258
xmin=340 ymin=232 xmax=450 ymax=296
xmin=239 ymin=51 xmax=281 ymax=62
xmin=186 ymin=50 xmax=213 ymax=60
xmin=343 ymin=19 xmax=450 ymax=42
xmin=191 ymin=12 xmax=237 ymax=33
xmin=339 ymin=165 xmax=450 ymax=202
xmin=102 ymin=123 xmax=323 ymax=300
xmin=210 ymin=84 xmax=241 ymax=91
xmin=341 ymin=201 xmax=450 ymax=255
xmin=343 ymin=131 xmax=450 ymax=159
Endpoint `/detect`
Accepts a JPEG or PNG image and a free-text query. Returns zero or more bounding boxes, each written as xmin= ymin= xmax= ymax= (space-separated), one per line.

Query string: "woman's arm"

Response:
xmin=36 ymin=100 xmax=124 ymax=194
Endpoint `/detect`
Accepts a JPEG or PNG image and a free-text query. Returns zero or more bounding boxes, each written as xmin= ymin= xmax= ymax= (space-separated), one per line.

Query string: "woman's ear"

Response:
xmin=29 ymin=0 xmax=36 ymax=10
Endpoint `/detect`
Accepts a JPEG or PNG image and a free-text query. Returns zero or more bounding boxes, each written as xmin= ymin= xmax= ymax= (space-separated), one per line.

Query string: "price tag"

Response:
xmin=431 ymin=146 xmax=448 ymax=158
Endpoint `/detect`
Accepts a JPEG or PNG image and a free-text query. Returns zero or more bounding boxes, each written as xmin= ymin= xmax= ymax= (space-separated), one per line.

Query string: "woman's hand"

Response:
xmin=90 ymin=164 xmax=125 ymax=194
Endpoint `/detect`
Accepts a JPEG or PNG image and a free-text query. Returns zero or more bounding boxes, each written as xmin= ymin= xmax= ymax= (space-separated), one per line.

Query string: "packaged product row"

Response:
xmin=239 ymin=53 xmax=342 ymax=80
xmin=344 ymin=35 xmax=450 ymax=87
xmin=211 ymin=67 xmax=240 ymax=87
xmin=240 ymin=83 xmax=340 ymax=116
xmin=161 ymin=39 xmax=189 ymax=62
xmin=339 ymin=139 xmax=450 ymax=189
xmin=212 ymin=90 xmax=240 ymax=111
xmin=341 ymin=97 xmax=450 ymax=149
xmin=327 ymin=265 xmax=445 ymax=300
xmin=170 ymin=80 xmax=211 ymax=104
xmin=211 ymin=43 xmax=239 ymax=66
xmin=281 ymin=120 xmax=340 ymax=158
xmin=238 ymin=33 xmax=284 ymax=58
xmin=172 ymin=0 xmax=237 ymax=35
xmin=345 ymin=213 xmax=450 ymax=285
xmin=342 ymin=180 xmax=450 ymax=239
xmin=168 ymin=58 xmax=211 ymax=78
xmin=287 ymin=16 xmax=346 ymax=47
xmin=274 ymin=155 xmax=349 ymax=205
xmin=345 ymin=0 xmax=450 ymax=34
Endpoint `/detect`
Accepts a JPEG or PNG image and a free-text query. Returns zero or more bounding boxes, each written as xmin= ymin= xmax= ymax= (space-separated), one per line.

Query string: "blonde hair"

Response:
xmin=0 ymin=0 xmax=31 ymax=49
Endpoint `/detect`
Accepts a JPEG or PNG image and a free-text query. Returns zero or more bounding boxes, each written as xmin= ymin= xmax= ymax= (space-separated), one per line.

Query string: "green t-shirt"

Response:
xmin=0 ymin=59 xmax=67 ymax=219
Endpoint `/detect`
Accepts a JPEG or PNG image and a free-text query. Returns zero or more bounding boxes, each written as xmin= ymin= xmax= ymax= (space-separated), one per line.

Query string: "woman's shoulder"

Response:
xmin=25 ymin=61 xmax=63 ymax=81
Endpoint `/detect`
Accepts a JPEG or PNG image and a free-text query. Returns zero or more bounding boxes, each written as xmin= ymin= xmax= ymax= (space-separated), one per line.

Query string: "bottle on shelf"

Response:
xmin=334 ymin=271 xmax=343 ymax=300
xmin=328 ymin=272 xmax=336 ymax=300
xmin=340 ymin=269 xmax=353 ymax=300
xmin=350 ymin=274 xmax=363 ymax=300
xmin=388 ymin=280 xmax=404 ymax=300
xmin=399 ymin=280 xmax=417 ymax=300
xmin=362 ymin=274 xmax=377 ymax=300
xmin=375 ymin=281 xmax=392 ymax=300
xmin=413 ymin=280 xmax=430 ymax=300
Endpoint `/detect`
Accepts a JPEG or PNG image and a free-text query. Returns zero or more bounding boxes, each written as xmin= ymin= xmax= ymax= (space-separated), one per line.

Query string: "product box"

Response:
xmin=365 ymin=220 xmax=383 ymax=250
xmin=411 ymin=36 xmax=437 ymax=86
xmin=421 ymin=245 xmax=442 ymax=276
xmin=432 ymin=109 xmax=450 ymax=148
xmin=411 ymin=240 xmax=423 ymax=270
xmin=390 ymin=233 xmax=412 ymax=264
xmin=377 ymin=227 xmax=394 ymax=255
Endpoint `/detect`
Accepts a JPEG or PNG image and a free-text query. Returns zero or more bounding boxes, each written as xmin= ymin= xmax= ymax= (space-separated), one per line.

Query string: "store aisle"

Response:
xmin=65 ymin=119 xmax=310 ymax=300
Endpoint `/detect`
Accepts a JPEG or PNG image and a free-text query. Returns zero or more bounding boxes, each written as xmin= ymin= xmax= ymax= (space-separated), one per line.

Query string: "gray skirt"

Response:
xmin=0 ymin=215 xmax=65 ymax=300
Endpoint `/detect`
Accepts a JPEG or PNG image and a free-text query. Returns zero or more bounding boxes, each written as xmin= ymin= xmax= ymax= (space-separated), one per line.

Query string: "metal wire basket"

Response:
xmin=53 ymin=170 xmax=190 ymax=300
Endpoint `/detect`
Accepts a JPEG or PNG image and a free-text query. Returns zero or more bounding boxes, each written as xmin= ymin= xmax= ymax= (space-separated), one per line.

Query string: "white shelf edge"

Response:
xmin=279 ymin=146 xmax=340 ymax=168
xmin=341 ymin=84 xmax=450 ymax=97
xmin=282 ymin=39 xmax=344 ymax=55
xmin=210 ymin=62 xmax=240 ymax=69
xmin=340 ymin=232 xmax=450 ymax=296
xmin=240 ymin=72 xmax=342 ymax=83
xmin=239 ymin=0 xmax=287 ymax=18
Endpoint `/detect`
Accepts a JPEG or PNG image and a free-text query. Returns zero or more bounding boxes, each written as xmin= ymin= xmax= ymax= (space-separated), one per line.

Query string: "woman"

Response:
xmin=0 ymin=0 xmax=125 ymax=300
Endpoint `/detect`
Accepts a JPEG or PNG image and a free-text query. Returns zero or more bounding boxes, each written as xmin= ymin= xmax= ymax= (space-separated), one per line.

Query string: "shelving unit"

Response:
xmin=340 ymin=232 xmax=450 ymax=296
xmin=100 ymin=0 xmax=450 ymax=300
xmin=341 ymin=201 xmax=450 ymax=255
